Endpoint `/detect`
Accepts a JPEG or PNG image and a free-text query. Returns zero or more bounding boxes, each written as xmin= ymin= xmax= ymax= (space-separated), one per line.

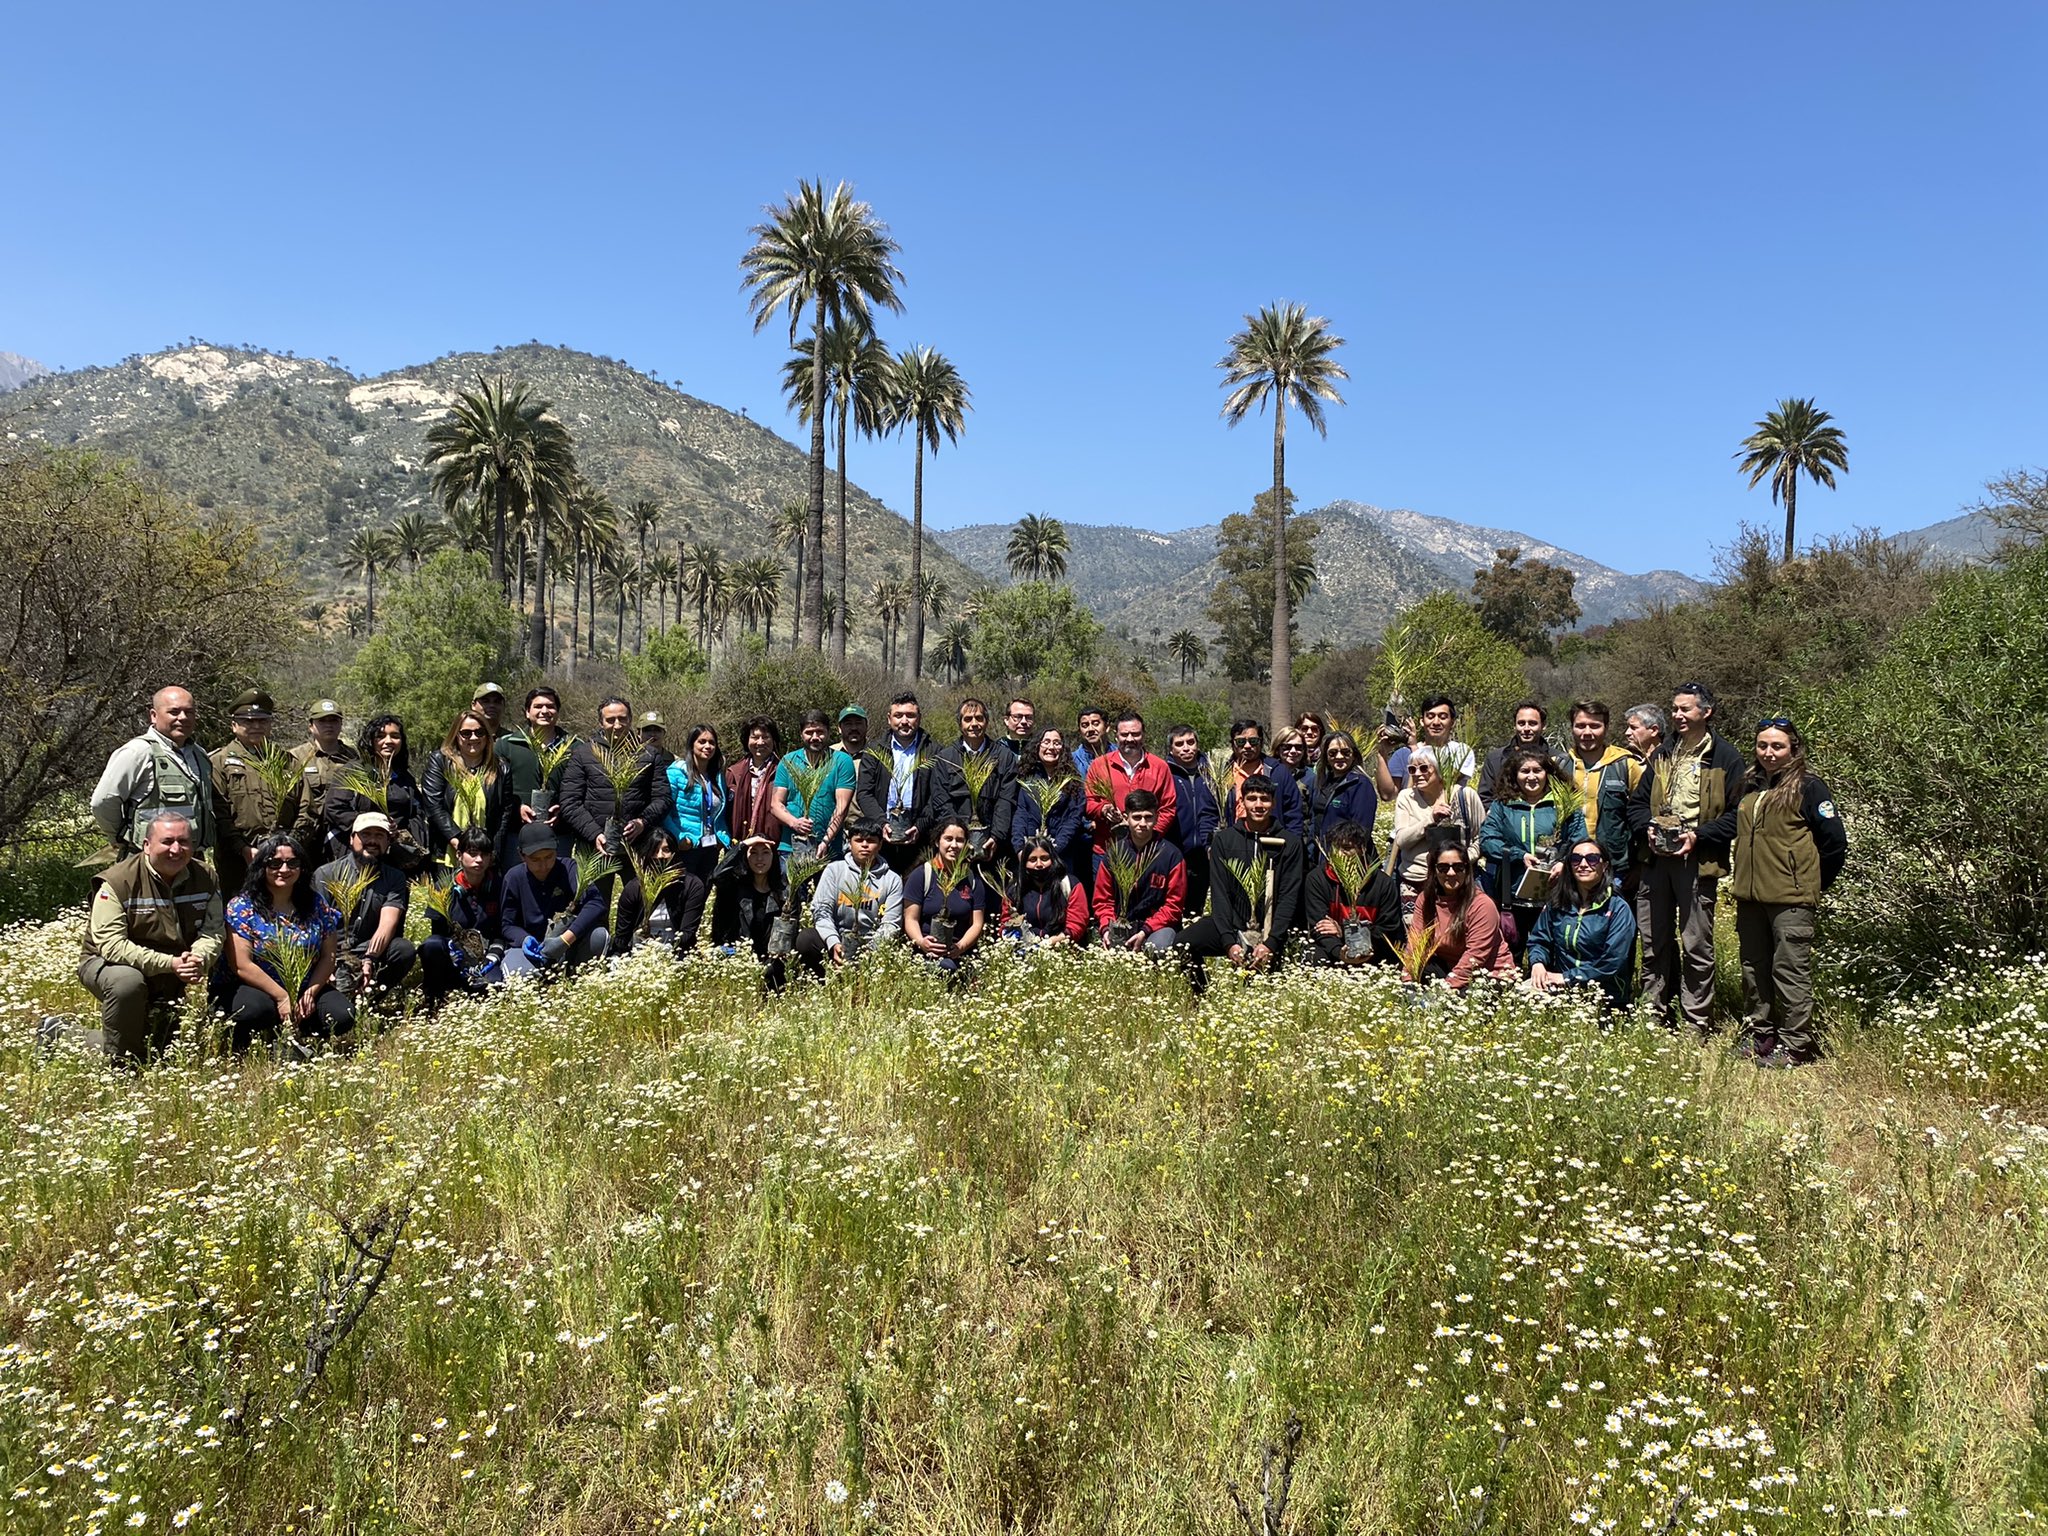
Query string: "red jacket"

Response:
xmin=1090 ymin=837 xmax=1186 ymax=933
xmin=1084 ymin=750 xmax=1178 ymax=855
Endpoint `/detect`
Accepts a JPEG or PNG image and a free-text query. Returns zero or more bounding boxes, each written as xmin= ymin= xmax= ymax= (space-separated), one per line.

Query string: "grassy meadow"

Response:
xmin=2 ymin=911 xmax=2047 ymax=1534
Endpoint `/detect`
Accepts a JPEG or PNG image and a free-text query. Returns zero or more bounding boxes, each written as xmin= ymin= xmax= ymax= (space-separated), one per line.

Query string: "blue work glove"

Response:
xmin=521 ymin=936 xmax=547 ymax=965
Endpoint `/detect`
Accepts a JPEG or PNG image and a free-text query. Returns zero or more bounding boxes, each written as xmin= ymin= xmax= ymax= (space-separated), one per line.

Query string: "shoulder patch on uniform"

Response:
xmin=1817 ymin=800 xmax=1837 ymax=819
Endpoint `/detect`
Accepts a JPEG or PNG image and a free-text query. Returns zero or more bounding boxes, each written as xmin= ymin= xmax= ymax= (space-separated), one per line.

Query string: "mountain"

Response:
xmin=1890 ymin=509 xmax=2005 ymax=564
xmin=935 ymin=500 xmax=1703 ymax=644
xmin=0 ymin=352 xmax=51 ymax=393
xmin=0 ymin=340 xmax=982 ymax=605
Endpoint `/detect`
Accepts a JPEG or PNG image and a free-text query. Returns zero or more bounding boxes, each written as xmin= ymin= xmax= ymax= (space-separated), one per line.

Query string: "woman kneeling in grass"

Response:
xmin=903 ymin=818 xmax=989 ymax=978
xmin=1526 ymin=837 xmax=1637 ymax=1007
xmin=1002 ymin=834 xmax=1090 ymax=947
xmin=215 ymin=832 xmax=353 ymax=1053
xmin=1409 ymin=827 xmax=1516 ymax=990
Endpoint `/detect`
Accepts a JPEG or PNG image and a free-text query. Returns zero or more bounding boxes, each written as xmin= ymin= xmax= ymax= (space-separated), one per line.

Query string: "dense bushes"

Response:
xmin=1805 ymin=541 xmax=2048 ymax=987
xmin=343 ymin=551 xmax=531 ymax=734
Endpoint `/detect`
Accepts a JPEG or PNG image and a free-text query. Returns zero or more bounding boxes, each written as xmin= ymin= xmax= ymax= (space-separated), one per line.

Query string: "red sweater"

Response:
xmin=1410 ymin=888 xmax=1516 ymax=988
xmin=1084 ymin=750 xmax=1178 ymax=855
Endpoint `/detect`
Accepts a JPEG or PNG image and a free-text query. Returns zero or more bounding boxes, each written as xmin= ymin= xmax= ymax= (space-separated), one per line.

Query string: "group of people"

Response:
xmin=72 ymin=676 xmax=1847 ymax=1071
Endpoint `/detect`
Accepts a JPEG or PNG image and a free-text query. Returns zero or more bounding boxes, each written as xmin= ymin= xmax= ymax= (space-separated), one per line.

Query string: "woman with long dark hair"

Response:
xmin=421 ymin=708 xmax=513 ymax=866
xmin=709 ymin=835 xmax=801 ymax=989
xmin=214 ymin=831 xmax=353 ymax=1051
xmin=1000 ymin=834 xmax=1090 ymax=946
xmin=323 ymin=714 xmax=430 ymax=871
xmin=1010 ymin=726 xmax=1089 ymax=888
xmin=1728 ymin=717 xmax=1849 ymax=1068
xmin=1409 ymin=827 xmax=1515 ymax=990
xmin=903 ymin=818 xmax=990 ymax=978
xmin=1303 ymin=730 xmax=1378 ymax=843
xmin=1479 ymin=746 xmax=1588 ymax=957
xmin=1526 ymin=837 xmax=1637 ymax=1007
xmin=663 ymin=724 xmax=731 ymax=883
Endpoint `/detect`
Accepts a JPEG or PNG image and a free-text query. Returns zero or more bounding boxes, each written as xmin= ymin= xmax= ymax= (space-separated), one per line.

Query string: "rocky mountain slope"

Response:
xmin=937 ymin=500 xmax=1704 ymax=644
xmin=0 ymin=341 xmax=982 ymax=603
xmin=1890 ymin=509 xmax=2006 ymax=564
xmin=0 ymin=352 xmax=51 ymax=392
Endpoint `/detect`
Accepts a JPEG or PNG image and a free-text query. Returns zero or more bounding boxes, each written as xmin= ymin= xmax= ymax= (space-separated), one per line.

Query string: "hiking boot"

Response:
xmin=1731 ymin=1033 xmax=1776 ymax=1061
xmin=1755 ymin=1048 xmax=1808 ymax=1071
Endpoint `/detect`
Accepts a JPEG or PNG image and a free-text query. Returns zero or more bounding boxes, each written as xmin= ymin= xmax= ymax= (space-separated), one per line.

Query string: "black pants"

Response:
xmin=336 ymin=937 xmax=417 ymax=1002
xmin=1179 ymin=915 xmax=1283 ymax=994
xmin=1182 ymin=847 xmax=1212 ymax=920
xmin=790 ymin=929 xmax=846 ymax=979
xmin=216 ymin=983 xmax=354 ymax=1053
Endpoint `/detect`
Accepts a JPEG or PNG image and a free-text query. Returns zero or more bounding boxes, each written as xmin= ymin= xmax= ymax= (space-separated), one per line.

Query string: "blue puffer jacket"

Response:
xmin=1165 ymin=759 xmax=1221 ymax=851
xmin=1302 ymin=766 xmax=1379 ymax=845
xmin=1525 ymin=890 xmax=1638 ymax=1006
xmin=1010 ymin=773 xmax=1086 ymax=861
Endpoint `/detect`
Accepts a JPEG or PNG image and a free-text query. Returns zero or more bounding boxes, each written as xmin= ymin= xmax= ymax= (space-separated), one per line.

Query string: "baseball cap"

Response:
xmin=473 ymin=682 xmax=506 ymax=700
xmin=838 ymin=705 xmax=868 ymax=722
xmin=637 ymin=709 xmax=666 ymax=730
xmin=517 ymin=820 xmax=556 ymax=854
xmin=351 ymin=811 xmax=392 ymax=834
xmin=308 ymin=699 xmax=342 ymax=721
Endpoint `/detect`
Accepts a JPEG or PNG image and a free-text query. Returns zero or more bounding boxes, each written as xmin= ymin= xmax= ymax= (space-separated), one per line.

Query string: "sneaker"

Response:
xmin=35 ymin=1015 xmax=67 ymax=1055
xmin=1755 ymin=1048 xmax=1806 ymax=1071
xmin=1731 ymin=1034 xmax=1775 ymax=1061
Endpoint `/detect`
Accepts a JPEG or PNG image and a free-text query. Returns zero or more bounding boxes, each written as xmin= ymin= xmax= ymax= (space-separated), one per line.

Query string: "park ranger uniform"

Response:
xmin=210 ymin=689 xmax=297 ymax=892
xmin=290 ymin=700 xmax=359 ymax=857
xmin=89 ymin=724 xmax=216 ymax=861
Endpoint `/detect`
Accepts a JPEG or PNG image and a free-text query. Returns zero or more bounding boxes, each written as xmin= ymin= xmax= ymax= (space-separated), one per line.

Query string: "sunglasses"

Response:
xmin=1758 ymin=716 xmax=1792 ymax=730
xmin=265 ymin=857 xmax=301 ymax=870
xmin=1676 ymin=682 xmax=1707 ymax=696
xmin=1435 ymin=861 xmax=1468 ymax=874
xmin=1233 ymin=735 xmax=1263 ymax=747
xmin=457 ymin=728 xmax=485 ymax=738
xmin=1568 ymin=853 xmax=1605 ymax=866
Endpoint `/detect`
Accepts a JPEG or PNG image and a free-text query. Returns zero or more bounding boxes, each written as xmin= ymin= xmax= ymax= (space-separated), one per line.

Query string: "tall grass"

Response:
xmin=0 ymin=918 xmax=2045 ymax=1532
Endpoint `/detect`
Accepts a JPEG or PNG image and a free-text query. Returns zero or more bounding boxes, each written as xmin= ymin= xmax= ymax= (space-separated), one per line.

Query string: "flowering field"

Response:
xmin=3 ymin=917 xmax=2047 ymax=1535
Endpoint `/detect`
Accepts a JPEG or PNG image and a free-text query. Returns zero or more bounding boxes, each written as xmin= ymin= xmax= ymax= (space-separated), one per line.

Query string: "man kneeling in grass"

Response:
xmin=498 ymin=820 xmax=611 ymax=979
xmin=797 ymin=819 xmax=903 ymax=972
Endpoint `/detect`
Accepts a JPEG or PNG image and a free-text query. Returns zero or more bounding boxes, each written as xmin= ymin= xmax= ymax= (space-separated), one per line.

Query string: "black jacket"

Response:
xmin=558 ymin=737 xmax=671 ymax=848
xmin=1206 ymin=822 xmax=1306 ymax=939
xmin=420 ymin=750 xmax=514 ymax=854
xmin=1302 ymin=858 xmax=1406 ymax=965
xmin=933 ymin=740 xmax=1017 ymax=853
xmin=1627 ymin=730 xmax=1749 ymax=874
xmin=853 ymin=733 xmax=940 ymax=842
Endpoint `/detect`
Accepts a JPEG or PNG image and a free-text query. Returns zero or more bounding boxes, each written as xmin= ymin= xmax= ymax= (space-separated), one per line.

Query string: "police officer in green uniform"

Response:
xmin=210 ymin=689 xmax=297 ymax=894
xmin=75 ymin=809 xmax=223 ymax=1065
xmin=290 ymin=699 xmax=358 ymax=858
xmin=89 ymin=685 xmax=216 ymax=864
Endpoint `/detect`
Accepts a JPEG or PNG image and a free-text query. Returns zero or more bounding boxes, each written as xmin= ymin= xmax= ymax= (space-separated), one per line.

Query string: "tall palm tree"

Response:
xmin=681 ymin=541 xmax=727 ymax=652
xmin=939 ymin=618 xmax=972 ymax=685
xmin=1219 ymin=303 xmax=1348 ymax=726
xmin=871 ymin=571 xmax=909 ymax=674
xmin=388 ymin=509 xmax=450 ymax=574
xmin=770 ymin=499 xmax=808 ymax=649
xmin=580 ymin=490 xmax=621 ymax=660
xmin=917 ymin=573 xmax=947 ymax=629
xmin=627 ymin=498 xmax=661 ymax=651
xmin=1005 ymin=514 xmax=1071 ymax=582
xmin=785 ymin=321 xmax=895 ymax=658
xmin=1167 ymin=628 xmax=1208 ymax=684
xmin=338 ymin=528 xmax=397 ymax=632
xmin=646 ymin=552 xmax=680 ymax=633
xmin=423 ymin=373 xmax=576 ymax=598
xmin=732 ymin=555 xmax=783 ymax=644
xmin=597 ymin=548 xmax=634 ymax=660
xmin=881 ymin=345 xmax=971 ymax=683
xmin=1736 ymin=398 xmax=1849 ymax=562
xmin=741 ymin=180 xmax=905 ymax=651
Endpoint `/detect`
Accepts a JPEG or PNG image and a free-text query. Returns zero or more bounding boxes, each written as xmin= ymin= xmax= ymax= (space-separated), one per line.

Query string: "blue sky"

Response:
xmin=7 ymin=1 xmax=2043 ymax=575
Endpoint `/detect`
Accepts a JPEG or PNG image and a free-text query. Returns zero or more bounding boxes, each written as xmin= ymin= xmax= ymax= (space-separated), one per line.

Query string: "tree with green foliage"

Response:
xmin=1167 ymin=628 xmax=1207 ymax=684
xmin=1367 ymin=590 xmax=1528 ymax=739
xmin=970 ymin=581 xmax=1104 ymax=686
xmin=882 ymin=344 xmax=971 ymax=683
xmin=1218 ymin=301 xmax=1348 ymax=725
xmin=623 ymin=625 xmax=709 ymax=691
xmin=422 ymin=374 xmax=577 ymax=601
xmin=732 ymin=555 xmax=784 ymax=645
xmin=1471 ymin=546 xmax=1582 ymax=657
xmin=1805 ymin=542 xmax=2048 ymax=981
xmin=0 ymin=448 xmax=302 ymax=848
xmin=1006 ymin=514 xmax=1071 ymax=582
xmin=1205 ymin=490 xmax=1319 ymax=683
xmin=783 ymin=322 xmax=894 ymax=658
xmin=708 ymin=644 xmax=851 ymax=745
xmin=344 ymin=551 xmax=529 ymax=739
xmin=627 ymin=498 xmax=662 ymax=653
xmin=742 ymin=180 xmax=905 ymax=651
xmin=387 ymin=510 xmax=450 ymax=574
xmin=770 ymin=500 xmax=808 ymax=650
xmin=337 ymin=528 xmax=396 ymax=632
xmin=1736 ymin=397 xmax=1849 ymax=562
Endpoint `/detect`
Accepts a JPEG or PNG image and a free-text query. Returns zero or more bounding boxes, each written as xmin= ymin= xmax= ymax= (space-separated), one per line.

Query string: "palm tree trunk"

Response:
xmin=906 ymin=435 xmax=926 ymax=684
xmin=835 ymin=400 xmax=850 ymax=661
xmin=1269 ymin=399 xmax=1292 ymax=728
xmin=1782 ymin=474 xmax=1797 ymax=564
xmin=792 ymin=536 xmax=805 ymax=651
xmin=636 ymin=532 xmax=648 ymax=651
xmin=616 ymin=589 xmax=625 ymax=660
xmin=530 ymin=516 xmax=550 ymax=665
xmin=567 ymin=540 xmax=582 ymax=678
xmin=804 ymin=294 xmax=828 ymax=649
xmin=366 ymin=565 xmax=377 ymax=633
xmin=491 ymin=479 xmax=508 ymax=594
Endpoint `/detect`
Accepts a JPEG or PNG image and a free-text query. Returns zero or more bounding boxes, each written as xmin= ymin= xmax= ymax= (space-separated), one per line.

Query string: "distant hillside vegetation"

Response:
xmin=936 ymin=500 xmax=1703 ymax=645
xmin=0 ymin=341 xmax=982 ymax=601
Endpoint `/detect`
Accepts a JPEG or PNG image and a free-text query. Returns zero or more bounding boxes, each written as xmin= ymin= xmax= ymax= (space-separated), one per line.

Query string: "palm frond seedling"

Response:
xmin=571 ymin=848 xmax=618 ymax=902
xmin=257 ymin=932 xmax=319 ymax=1017
xmin=534 ymin=735 xmax=578 ymax=789
xmin=1206 ymin=746 xmax=1235 ymax=785
xmin=1018 ymin=773 xmax=1073 ymax=833
xmin=1394 ymin=920 xmax=1437 ymax=985
xmin=1377 ymin=610 xmax=1456 ymax=722
xmin=1323 ymin=841 xmax=1377 ymax=961
xmin=340 ymin=762 xmax=393 ymax=814
xmin=1101 ymin=839 xmax=1147 ymax=948
xmin=865 ymin=744 xmax=929 ymax=841
xmin=409 ymin=873 xmax=455 ymax=927
xmin=834 ymin=869 xmax=886 ymax=960
xmin=1544 ymin=770 xmax=1585 ymax=835
xmin=624 ymin=845 xmax=680 ymax=940
xmin=254 ymin=745 xmax=304 ymax=832
xmin=1219 ymin=851 xmax=1273 ymax=957
xmin=784 ymin=848 xmax=828 ymax=918
xmin=956 ymin=751 xmax=999 ymax=856
xmin=593 ymin=738 xmax=644 ymax=849
xmin=1436 ymin=740 xmax=1477 ymax=788
xmin=320 ymin=860 xmax=379 ymax=936
xmin=782 ymin=755 xmax=831 ymax=855
xmin=1648 ymin=756 xmax=1683 ymax=855
xmin=927 ymin=857 xmax=973 ymax=947
xmin=444 ymin=756 xmax=488 ymax=834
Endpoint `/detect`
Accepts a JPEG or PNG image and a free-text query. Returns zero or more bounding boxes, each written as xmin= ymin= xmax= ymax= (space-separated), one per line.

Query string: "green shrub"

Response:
xmin=342 ymin=551 xmax=531 ymax=738
xmin=708 ymin=646 xmax=851 ymax=743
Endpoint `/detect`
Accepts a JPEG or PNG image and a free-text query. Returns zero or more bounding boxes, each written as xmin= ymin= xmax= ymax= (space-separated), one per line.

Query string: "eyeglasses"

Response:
xmin=457 ymin=728 xmax=484 ymax=738
xmin=265 ymin=857 xmax=300 ymax=870
xmin=1758 ymin=716 xmax=1792 ymax=730
xmin=1435 ymin=861 xmax=1467 ymax=874
xmin=1568 ymin=853 xmax=1605 ymax=866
